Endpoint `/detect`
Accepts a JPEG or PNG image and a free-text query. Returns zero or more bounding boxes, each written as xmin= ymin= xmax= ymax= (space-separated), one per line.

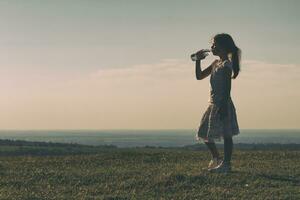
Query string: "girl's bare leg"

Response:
xmin=224 ymin=137 xmax=233 ymax=164
xmin=204 ymin=141 xmax=220 ymax=159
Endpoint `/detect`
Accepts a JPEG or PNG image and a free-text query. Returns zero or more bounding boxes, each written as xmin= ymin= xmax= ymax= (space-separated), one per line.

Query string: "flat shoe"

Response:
xmin=208 ymin=161 xmax=231 ymax=173
xmin=203 ymin=157 xmax=223 ymax=170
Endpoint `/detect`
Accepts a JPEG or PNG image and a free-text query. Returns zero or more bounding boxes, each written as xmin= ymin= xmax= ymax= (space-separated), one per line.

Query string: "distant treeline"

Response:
xmin=0 ymin=139 xmax=117 ymax=156
xmin=0 ymin=139 xmax=116 ymax=148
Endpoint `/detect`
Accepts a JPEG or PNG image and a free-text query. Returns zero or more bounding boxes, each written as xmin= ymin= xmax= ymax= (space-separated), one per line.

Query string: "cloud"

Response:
xmin=240 ymin=60 xmax=300 ymax=80
xmin=243 ymin=60 xmax=298 ymax=68
xmin=91 ymin=58 xmax=192 ymax=81
xmin=90 ymin=59 xmax=300 ymax=83
xmin=60 ymin=58 xmax=201 ymax=98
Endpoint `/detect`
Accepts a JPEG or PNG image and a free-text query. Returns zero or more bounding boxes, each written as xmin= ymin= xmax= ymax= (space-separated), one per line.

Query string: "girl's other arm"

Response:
xmin=218 ymin=66 xmax=232 ymax=119
xmin=220 ymin=65 xmax=232 ymax=106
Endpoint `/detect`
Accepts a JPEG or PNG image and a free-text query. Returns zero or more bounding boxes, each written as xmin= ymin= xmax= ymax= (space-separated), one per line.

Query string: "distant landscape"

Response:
xmin=0 ymin=129 xmax=300 ymax=148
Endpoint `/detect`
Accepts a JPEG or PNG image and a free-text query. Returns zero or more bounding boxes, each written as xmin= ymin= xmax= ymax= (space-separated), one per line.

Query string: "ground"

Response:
xmin=0 ymin=143 xmax=299 ymax=199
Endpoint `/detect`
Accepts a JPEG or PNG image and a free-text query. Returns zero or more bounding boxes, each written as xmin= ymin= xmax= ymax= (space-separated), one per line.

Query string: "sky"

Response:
xmin=0 ymin=0 xmax=299 ymax=130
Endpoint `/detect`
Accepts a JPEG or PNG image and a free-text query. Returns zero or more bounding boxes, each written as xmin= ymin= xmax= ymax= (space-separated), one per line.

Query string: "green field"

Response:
xmin=0 ymin=140 xmax=299 ymax=199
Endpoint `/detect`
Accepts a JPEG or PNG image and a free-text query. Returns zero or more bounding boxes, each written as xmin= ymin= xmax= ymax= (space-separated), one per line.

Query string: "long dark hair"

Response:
xmin=213 ymin=33 xmax=241 ymax=79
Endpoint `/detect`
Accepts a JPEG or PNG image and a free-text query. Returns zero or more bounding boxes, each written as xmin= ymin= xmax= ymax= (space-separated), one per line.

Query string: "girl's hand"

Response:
xmin=195 ymin=49 xmax=210 ymax=60
xmin=218 ymin=104 xmax=228 ymax=120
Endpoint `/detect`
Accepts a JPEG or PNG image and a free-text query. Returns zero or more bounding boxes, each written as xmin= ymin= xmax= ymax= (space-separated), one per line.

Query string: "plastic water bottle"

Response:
xmin=191 ymin=49 xmax=210 ymax=61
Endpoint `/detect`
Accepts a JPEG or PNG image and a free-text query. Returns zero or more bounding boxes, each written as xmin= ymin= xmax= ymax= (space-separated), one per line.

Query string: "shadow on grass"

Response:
xmin=257 ymin=173 xmax=300 ymax=185
xmin=221 ymin=169 xmax=300 ymax=186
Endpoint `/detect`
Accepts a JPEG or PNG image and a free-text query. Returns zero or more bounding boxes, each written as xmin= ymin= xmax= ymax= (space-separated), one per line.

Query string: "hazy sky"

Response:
xmin=0 ymin=0 xmax=299 ymax=129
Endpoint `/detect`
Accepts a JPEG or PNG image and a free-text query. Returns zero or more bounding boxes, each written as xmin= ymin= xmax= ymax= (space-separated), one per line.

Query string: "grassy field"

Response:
xmin=0 ymin=141 xmax=299 ymax=199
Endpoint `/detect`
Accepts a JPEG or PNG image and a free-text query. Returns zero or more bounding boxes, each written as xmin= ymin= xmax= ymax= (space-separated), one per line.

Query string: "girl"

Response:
xmin=194 ymin=33 xmax=241 ymax=173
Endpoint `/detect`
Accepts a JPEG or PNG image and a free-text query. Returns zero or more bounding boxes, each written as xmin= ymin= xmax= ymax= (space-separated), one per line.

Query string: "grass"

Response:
xmin=0 ymin=142 xmax=299 ymax=199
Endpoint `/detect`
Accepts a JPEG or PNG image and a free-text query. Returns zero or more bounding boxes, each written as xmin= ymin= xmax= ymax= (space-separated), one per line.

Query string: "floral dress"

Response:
xmin=196 ymin=59 xmax=240 ymax=142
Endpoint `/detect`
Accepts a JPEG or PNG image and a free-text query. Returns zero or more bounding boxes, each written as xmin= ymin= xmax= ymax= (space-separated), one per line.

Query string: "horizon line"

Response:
xmin=0 ymin=128 xmax=299 ymax=131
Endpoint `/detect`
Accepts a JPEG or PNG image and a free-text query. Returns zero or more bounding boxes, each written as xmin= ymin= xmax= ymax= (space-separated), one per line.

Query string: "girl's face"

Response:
xmin=211 ymin=40 xmax=225 ymax=56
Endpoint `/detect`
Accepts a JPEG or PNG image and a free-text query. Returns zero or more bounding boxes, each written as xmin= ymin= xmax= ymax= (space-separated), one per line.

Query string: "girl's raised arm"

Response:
xmin=195 ymin=59 xmax=218 ymax=80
